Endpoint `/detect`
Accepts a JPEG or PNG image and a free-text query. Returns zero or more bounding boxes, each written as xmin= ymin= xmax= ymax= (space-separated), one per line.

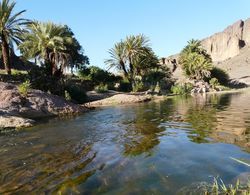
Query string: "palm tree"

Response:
xmin=105 ymin=34 xmax=156 ymax=82
xmin=124 ymin=34 xmax=151 ymax=78
xmin=105 ymin=41 xmax=129 ymax=78
xmin=19 ymin=22 xmax=73 ymax=76
xmin=0 ymin=0 xmax=29 ymax=74
xmin=181 ymin=52 xmax=212 ymax=80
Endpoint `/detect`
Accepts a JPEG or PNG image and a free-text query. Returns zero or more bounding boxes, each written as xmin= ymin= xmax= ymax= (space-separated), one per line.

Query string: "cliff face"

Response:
xmin=201 ymin=18 xmax=250 ymax=62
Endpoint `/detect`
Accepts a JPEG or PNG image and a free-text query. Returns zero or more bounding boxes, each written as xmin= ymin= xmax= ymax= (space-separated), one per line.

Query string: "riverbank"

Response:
xmin=1 ymin=80 xmax=249 ymax=129
xmin=0 ymin=82 xmax=87 ymax=129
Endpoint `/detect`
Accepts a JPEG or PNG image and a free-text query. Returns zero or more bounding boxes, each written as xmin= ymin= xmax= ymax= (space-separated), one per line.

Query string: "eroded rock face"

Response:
xmin=201 ymin=18 xmax=250 ymax=62
xmin=0 ymin=82 xmax=86 ymax=119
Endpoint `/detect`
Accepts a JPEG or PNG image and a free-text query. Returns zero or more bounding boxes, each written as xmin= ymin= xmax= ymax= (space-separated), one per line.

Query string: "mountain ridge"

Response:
xmin=162 ymin=18 xmax=250 ymax=85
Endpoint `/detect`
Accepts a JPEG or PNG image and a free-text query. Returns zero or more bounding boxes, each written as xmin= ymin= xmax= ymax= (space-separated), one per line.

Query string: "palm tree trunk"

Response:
xmin=1 ymin=33 xmax=11 ymax=75
xmin=120 ymin=60 xmax=129 ymax=79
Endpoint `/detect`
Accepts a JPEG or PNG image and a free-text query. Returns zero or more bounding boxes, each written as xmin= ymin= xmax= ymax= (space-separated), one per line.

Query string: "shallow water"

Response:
xmin=0 ymin=91 xmax=250 ymax=194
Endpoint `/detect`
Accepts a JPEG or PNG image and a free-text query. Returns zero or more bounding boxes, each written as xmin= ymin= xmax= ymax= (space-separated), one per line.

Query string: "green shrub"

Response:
xmin=94 ymin=83 xmax=108 ymax=93
xmin=209 ymin=78 xmax=220 ymax=89
xmin=171 ymin=83 xmax=193 ymax=95
xmin=78 ymin=66 xmax=121 ymax=85
xmin=118 ymin=80 xmax=132 ymax=92
xmin=64 ymin=90 xmax=72 ymax=101
xmin=28 ymin=66 xmax=64 ymax=95
xmin=18 ymin=80 xmax=31 ymax=97
xmin=132 ymin=81 xmax=145 ymax=92
xmin=12 ymin=69 xmax=28 ymax=75
xmin=210 ymin=67 xmax=229 ymax=85
xmin=65 ymin=85 xmax=87 ymax=104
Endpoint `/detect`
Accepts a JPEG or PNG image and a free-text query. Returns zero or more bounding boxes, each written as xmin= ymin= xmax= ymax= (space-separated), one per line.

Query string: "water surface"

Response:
xmin=0 ymin=91 xmax=250 ymax=194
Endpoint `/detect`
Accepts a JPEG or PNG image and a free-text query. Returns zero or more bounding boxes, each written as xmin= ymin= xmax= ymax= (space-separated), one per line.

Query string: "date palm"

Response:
xmin=105 ymin=34 xmax=156 ymax=82
xmin=0 ymin=0 xmax=28 ymax=74
xmin=181 ymin=52 xmax=212 ymax=80
xmin=105 ymin=41 xmax=128 ymax=78
xmin=19 ymin=21 xmax=73 ymax=75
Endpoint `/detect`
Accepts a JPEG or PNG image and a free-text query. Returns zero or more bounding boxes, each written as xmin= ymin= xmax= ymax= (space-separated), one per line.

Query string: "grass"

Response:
xmin=205 ymin=177 xmax=250 ymax=195
xmin=18 ymin=80 xmax=31 ymax=97
xmin=0 ymin=69 xmax=28 ymax=75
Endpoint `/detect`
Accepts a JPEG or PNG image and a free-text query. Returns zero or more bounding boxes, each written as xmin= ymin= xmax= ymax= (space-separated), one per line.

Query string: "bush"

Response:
xmin=209 ymin=78 xmax=220 ymax=89
xmin=18 ymin=80 xmax=31 ymax=97
xmin=64 ymin=90 xmax=72 ymax=101
xmin=210 ymin=67 xmax=229 ymax=85
xmin=171 ymin=83 xmax=193 ymax=95
xmin=94 ymin=83 xmax=108 ymax=93
xmin=28 ymin=66 xmax=64 ymax=95
xmin=65 ymin=84 xmax=87 ymax=104
xmin=132 ymin=81 xmax=145 ymax=92
xmin=118 ymin=80 xmax=132 ymax=92
xmin=78 ymin=66 xmax=121 ymax=85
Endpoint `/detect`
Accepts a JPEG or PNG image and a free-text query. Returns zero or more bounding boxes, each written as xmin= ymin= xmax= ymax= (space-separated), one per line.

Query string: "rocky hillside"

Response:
xmin=162 ymin=18 xmax=250 ymax=85
xmin=201 ymin=18 xmax=250 ymax=62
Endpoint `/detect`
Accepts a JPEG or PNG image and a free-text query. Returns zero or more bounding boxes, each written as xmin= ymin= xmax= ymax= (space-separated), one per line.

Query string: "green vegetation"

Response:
xmin=78 ymin=66 xmax=121 ymax=86
xmin=180 ymin=39 xmax=213 ymax=81
xmin=94 ymin=83 xmax=108 ymax=93
xmin=209 ymin=78 xmax=220 ymax=89
xmin=64 ymin=90 xmax=72 ymax=101
xmin=105 ymin=34 xmax=172 ymax=93
xmin=0 ymin=0 xmax=234 ymax=103
xmin=204 ymin=178 xmax=250 ymax=195
xmin=0 ymin=0 xmax=29 ymax=75
xmin=171 ymin=83 xmax=193 ymax=95
xmin=19 ymin=22 xmax=89 ymax=77
xmin=64 ymin=83 xmax=87 ymax=104
xmin=18 ymin=80 xmax=31 ymax=97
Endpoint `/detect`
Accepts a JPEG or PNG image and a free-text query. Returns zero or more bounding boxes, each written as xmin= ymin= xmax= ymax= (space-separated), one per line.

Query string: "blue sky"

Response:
xmin=16 ymin=0 xmax=250 ymax=69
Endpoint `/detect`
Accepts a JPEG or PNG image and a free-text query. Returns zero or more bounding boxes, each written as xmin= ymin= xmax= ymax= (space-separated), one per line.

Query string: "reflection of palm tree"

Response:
xmin=122 ymin=105 xmax=167 ymax=156
xmin=186 ymin=107 xmax=217 ymax=143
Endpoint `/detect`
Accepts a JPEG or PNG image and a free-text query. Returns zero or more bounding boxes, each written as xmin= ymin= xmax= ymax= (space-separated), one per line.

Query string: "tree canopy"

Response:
xmin=180 ymin=39 xmax=213 ymax=80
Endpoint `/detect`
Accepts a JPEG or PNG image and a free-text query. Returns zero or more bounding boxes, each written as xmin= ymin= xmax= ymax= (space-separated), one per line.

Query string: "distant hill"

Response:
xmin=162 ymin=18 xmax=250 ymax=85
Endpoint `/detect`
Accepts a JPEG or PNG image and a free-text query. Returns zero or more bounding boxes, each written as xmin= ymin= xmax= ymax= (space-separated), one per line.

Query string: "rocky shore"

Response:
xmin=0 ymin=82 xmax=86 ymax=129
xmin=86 ymin=93 xmax=152 ymax=107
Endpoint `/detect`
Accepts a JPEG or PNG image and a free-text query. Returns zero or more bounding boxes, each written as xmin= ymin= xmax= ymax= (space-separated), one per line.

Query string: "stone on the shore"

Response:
xmin=0 ymin=82 xmax=85 ymax=119
xmin=88 ymin=94 xmax=152 ymax=107
xmin=0 ymin=115 xmax=34 ymax=129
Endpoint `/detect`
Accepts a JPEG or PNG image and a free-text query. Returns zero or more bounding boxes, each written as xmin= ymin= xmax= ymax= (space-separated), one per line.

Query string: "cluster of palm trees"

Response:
xmin=180 ymin=39 xmax=213 ymax=80
xmin=105 ymin=34 xmax=159 ymax=85
xmin=0 ymin=0 xmax=88 ymax=76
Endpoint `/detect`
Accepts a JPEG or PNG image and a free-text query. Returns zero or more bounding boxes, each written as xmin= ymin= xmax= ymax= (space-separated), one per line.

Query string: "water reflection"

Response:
xmin=0 ymin=91 xmax=250 ymax=193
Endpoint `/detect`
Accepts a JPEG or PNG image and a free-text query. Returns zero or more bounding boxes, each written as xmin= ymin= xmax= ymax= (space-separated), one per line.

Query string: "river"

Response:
xmin=0 ymin=91 xmax=250 ymax=194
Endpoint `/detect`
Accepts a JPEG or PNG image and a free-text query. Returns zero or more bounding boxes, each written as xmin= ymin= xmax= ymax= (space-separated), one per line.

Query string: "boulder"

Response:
xmin=0 ymin=82 xmax=86 ymax=119
xmin=0 ymin=115 xmax=34 ymax=129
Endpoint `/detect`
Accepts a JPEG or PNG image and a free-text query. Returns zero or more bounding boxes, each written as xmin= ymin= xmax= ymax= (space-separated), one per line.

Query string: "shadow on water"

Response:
xmin=0 ymin=91 xmax=250 ymax=194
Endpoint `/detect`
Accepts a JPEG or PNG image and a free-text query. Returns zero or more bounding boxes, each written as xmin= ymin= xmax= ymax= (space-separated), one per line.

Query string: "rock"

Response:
xmin=191 ymin=81 xmax=211 ymax=94
xmin=201 ymin=18 xmax=250 ymax=62
xmin=0 ymin=82 xmax=86 ymax=119
xmin=161 ymin=18 xmax=250 ymax=87
xmin=0 ymin=115 xmax=34 ymax=129
xmin=88 ymin=94 xmax=152 ymax=107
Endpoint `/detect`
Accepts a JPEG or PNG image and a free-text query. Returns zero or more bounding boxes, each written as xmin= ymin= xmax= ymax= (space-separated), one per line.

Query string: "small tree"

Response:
xmin=180 ymin=39 xmax=213 ymax=81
